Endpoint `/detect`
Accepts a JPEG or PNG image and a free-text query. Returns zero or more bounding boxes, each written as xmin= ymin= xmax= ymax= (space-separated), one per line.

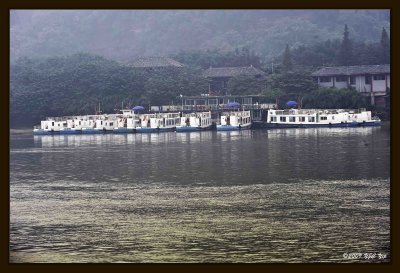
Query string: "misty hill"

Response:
xmin=10 ymin=10 xmax=389 ymax=63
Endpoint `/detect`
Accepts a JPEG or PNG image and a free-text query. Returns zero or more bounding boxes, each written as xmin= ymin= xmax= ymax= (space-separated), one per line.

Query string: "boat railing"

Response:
xmin=181 ymin=104 xmax=275 ymax=111
xmin=45 ymin=114 xmax=111 ymax=121
xmin=222 ymin=111 xmax=250 ymax=117
xmin=271 ymin=109 xmax=368 ymax=116
xmin=46 ymin=116 xmax=72 ymax=121
xmin=199 ymin=112 xmax=211 ymax=118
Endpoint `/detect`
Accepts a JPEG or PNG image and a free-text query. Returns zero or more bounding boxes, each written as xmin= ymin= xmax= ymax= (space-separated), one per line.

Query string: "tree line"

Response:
xmin=10 ymin=54 xmax=207 ymax=127
xmin=174 ymin=26 xmax=389 ymax=72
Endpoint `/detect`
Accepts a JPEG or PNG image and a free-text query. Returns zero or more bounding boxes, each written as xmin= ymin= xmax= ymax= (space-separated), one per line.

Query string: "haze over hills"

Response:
xmin=10 ymin=10 xmax=390 ymax=63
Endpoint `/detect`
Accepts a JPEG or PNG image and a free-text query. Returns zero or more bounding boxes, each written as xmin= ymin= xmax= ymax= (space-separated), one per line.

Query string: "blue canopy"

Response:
xmin=132 ymin=106 xmax=145 ymax=111
xmin=225 ymin=102 xmax=241 ymax=107
xmin=286 ymin=101 xmax=298 ymax=107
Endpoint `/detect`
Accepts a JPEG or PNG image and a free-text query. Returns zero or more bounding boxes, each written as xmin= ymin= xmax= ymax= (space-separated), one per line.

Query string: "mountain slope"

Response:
xmin=10 ymin=10 xmax=390 ymax=62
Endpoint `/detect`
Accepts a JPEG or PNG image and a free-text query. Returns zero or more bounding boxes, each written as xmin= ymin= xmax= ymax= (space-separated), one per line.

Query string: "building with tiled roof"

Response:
xmin=311 ymin=64 xmax=390 ymax=77
xmin=312 ymin=64 xmax=390 ymax=107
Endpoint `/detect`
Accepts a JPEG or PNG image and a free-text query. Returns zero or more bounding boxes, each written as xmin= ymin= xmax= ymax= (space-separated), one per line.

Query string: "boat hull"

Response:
xmin=33 ymin=129 xmax=53 ymax=135
xmin=81 ymin=128 xmax=105 ymax=134
xmin=113 ymin=128 xmax=135 ymax=134
xmin=264 ymin=121 xmax=381 ymax=128
xmin=158 ymin=127 xmax=175 ymax=132
xmin=136 ymin=127 xmax=176 ymax=133
xmin=358 ymin=121 xmax=381 ymax=126
xmin=59 ymin=129 xmax=82 ymax=134
xmin=216 ymin=124 xmax=251 ymax=131
xmin=176 ymin=125 xmax=213 ymax=132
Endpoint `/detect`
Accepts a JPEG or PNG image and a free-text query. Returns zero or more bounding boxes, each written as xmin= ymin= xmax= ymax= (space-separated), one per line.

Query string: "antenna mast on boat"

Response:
xmin=96 ymin=102 xmax=102 ymax=115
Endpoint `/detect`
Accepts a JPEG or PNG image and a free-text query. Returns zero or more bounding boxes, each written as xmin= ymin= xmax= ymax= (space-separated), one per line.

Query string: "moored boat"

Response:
xmin=216 ymin=111 xmax=252 ymax=131
xmin=135 ymin=113 xmax=157 ymax=133
xmin=113 ymin=109 xmax=138 ymax=133
xmin=33 ymin=119 xmax=65 ymax=135
xmin=136 ymin=113 xmax=180 ymax=133
xmin=266 ymin=108 xmax=381 ymax=128
xmin=113 ymin=116 xmax=134 ymax=133
xmin=176 ymin=111 xmax=213 ymax=132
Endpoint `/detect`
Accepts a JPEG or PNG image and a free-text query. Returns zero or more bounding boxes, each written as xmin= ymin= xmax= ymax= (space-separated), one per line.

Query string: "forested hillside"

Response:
xmin=10 ymin=10 xmax=389 ymax=63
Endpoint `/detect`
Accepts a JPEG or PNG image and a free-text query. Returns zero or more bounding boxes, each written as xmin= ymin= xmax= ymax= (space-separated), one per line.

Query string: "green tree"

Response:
xmin=260 ymin=88 xmax=285 ymax=104
xmin=268 ymin=71 xmax=317 ymax=95
xmin=380 ymin=27 xmax=390 ymax=64
xmin=226 ymin=75 xmax=267 ymax=95
xmin=173 ymin=47 xmax=262 ymax=69
xmin=143 ymin=68 xmax=208 ymax=106
xmin=267 ymin=70 xmax=318 ymax=108
xmin=302 ymin=88 xmax=370 ymax=109
xmin=282 ymin=44 xmax=293 ymax=72
xmin=338 ymin=24 xmax=354 ymax=66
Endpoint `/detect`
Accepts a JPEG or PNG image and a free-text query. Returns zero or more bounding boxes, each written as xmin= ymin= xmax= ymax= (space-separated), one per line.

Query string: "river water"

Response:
xmin=9 ymin=125 xmax=390 ymax=263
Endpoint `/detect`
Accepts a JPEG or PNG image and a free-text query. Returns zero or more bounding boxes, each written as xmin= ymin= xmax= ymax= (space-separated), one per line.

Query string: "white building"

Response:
xmin=312 ymin=64 xmax=390 ymax=107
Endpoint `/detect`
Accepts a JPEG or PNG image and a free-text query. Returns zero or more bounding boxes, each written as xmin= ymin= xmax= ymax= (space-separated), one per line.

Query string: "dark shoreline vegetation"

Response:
xmin=9 ymin=52 xmax=385 ymax=128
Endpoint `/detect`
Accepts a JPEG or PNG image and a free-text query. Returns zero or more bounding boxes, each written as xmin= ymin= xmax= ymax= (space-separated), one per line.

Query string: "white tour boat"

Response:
xmin=136 ymin=112 xmax=180 ymax=133
xmin=216 ymin=111 xmax=252 ymax=131
xmin=176 ymin=111 xmax=213 ymax=132
xmin=113 ymin=110 xmax=137 ymax=133
xmin=266 ymin=108 xmax=381 ymax=128
xmin=33 ymin=117 xmax=69 ymax=135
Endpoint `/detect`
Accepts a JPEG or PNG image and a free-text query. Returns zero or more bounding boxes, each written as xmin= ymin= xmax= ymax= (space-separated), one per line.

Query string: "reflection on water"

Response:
xmin=32 ymin=127 xmax=380 ymax=148
xmin=10 ymin=125 xmax=390 ymax=263
xmin=33 ymin=130 xmax=254 ymax=148
xmin=266 ymin=127 xmax=379 ymax=138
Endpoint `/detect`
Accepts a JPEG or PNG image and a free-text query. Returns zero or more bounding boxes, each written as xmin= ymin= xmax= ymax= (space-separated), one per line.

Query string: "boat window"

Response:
xmin=289 ymin=117 xmax=296 ymax=122
xmin=280 ymin=117 xmax=286 ymax=122
xmin=299 ymin=117 xmax=305 ymax=122
xmin=321 ymin=116 xmax=327 ymax=120
xmin=308 ymin=117 xmax=315 ymax=122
